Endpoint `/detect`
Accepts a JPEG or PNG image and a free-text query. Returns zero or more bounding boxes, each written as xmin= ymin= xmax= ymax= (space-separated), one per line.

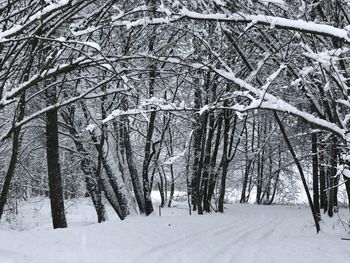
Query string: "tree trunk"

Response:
xmin=319 ymin=143 xmax=328 ymax=213
xmin=201 ymin=112 xmax=215 ymax=211
xmin=81 ymin=102 xmax=128 ymax=220
xmin=157 ymin=178 xmax=165 ymax=208
xmin=85 ymin=175 xmax=107 ymax=223
xmin=95 ymin=127 xmax=127 ymax=220
xmin=206 ymin=115 xmax=223 ymax=212
xmin=240 ymin=118 xmax=250 ymax=203
xmin=75 ymin=142 xmax=107 ymax=223
xmin=139 ymin=0 xmax=159 ymax=215
xmin=141 ymin=110 xmax=155 ymax=215
xmin=121 ymin=118 xmax=147 ymax=214
xmin=328 ymin=136 xmax=337 ymax=218
xmin=333 ymin=169 xmax=339 ymax=212
xmin=266 ymin=147 xmax=281 ymax=205
xmin=100 ymin=131 xmax=129 ymax=219
xmin=311 ymin=130 xmax=321 ymax=221
xmin=191 ymin=87 xmax=204 ymax=214
xmin=191 ymin=119 xmax=203 ymax=213
xmin=46 ymin=88 xmax=67 ymax=229
xmin=218 ymin=109 xmax=230 ymax=213
xmin=0 ymin=94 xmax=26 ymax=220
xmin=61 ymin=110 xmax=107 ymax=223
xmin=168 ymin=165 xmax=175 ymax=207
xmin=256 ymin=120 xmax=263 ymax=204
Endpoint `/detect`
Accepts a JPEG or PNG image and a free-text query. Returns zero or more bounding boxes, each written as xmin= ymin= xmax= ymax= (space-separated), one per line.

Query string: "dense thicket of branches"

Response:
xmin=1 ymin=0 xmax=350 ymax=232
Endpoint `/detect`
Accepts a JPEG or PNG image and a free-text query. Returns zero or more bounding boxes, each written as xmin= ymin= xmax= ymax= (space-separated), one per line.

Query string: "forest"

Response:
xmin=1 ymin=1 xmax=350 ymax=257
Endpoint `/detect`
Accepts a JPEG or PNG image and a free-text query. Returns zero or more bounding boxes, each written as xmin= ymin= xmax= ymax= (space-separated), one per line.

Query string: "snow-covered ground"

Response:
xmin=0 ymin=197 xmax=349 ymax=263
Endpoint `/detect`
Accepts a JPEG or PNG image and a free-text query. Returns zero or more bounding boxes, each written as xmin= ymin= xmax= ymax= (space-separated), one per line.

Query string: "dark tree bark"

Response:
xmin=0 ymin=94 xmax=26 ymax=220
xmin=100 ymin=144 xmax=129 ymax=219
xmin=149 ymin=114 xmax=171 ymax=207
xmin=85 ymin=171 xmax=107 ymax=223
xmin=97 ymin=93 xmax=131 ymax=219
xmin=218 ymin=109 xmax=231 ymax=213
xmin=201 ymin=75 xmax=217 ymax=212
xmin=328 ymin=136 xmax=338 ymax=218
xmin=0 ymin=38 xmax=35 ymax=219
xmin=157 ymin=174 xmax=165 ymax=208
xmin=191 ymin=120 xmax=203 ymax=213
xmin=185 ymin=132 xmax=194 ymax=215
xmin=197 ymin=109 xmax=209 ymax=213
xmin=266 ymin=145 xmax=282 ymax=205
xmin=255 ymin=120 xmax=263 ymax=204
xmin=141 ymin=108 xmax=155 ymax=215
xmin=167 ymin=126 xmax=175 ymax=208
xmin=241 ymin=113 xmax=257 ymax=204
xmin=240 ymin=119 xmax=250 ymax=204
xmin=256 ymin=117 xmax=267 ymax=205
xmin=81 ymin=102 xmax=128 ymax=220
xmin=45 ymin=88 xmax=67 ymax=229
xmin=201 ymin=111 xmax=215 ymax=211
xmin=121 ymin=119 xmax=146 ymax=214
xmin=333 ymin=166 xmax=340 ymax=212
xmin=319 ymin=143 xmax=328 ymax=213
xmin=311 ymin=130 xmax=321 ymax=221
xmin=206 ymin=114 xmax=223 ymax=211
xmin=168 ymin=164 xmax=175 ymax=208
xmin=191 ymin=87 xmax=204 ymax=214
xmin=95 ymin=125 xmax=128 ymax=220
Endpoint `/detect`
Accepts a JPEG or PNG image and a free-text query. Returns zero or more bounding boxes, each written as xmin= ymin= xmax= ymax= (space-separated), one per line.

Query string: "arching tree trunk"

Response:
xmin=118 ymin=117 xmax=146 ymax=214
xmin=0 ymin=94 xmax=26 ymax=220
xmin=61 ymin=109 xmax=107 ymax=223
xmin=81 ymin=101 xmax=128 ymax=220
xmin=274 ymin=112 xmax=320 ymax=233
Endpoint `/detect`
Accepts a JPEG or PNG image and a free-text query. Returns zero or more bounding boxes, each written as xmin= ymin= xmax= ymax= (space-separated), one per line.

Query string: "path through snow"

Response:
xmin=0 ymin=201 xmax=349 ymax=263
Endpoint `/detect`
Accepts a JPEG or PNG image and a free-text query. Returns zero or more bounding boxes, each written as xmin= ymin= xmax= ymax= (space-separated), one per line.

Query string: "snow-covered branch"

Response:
xmin=111 ymin=7 xmax=350 ymax=42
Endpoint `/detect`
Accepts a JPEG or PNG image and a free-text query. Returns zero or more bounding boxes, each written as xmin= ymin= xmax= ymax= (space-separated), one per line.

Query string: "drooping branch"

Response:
xmin=274 ymin=112 xmax=320 ymax=233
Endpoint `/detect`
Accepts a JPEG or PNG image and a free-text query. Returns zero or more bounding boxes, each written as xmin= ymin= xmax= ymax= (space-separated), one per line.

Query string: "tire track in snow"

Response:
xmin=227 ymin=216 xmax=284 ymax=263
xmin=0 ymin=248 xmax=67 ymax=263
xmin=130 ymin=209 xmax=286 ymax=263
xmin=129 ymin=219 xmax=238 ymax=263
xmin=203 ymin=216 xmax=284 ymax=263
